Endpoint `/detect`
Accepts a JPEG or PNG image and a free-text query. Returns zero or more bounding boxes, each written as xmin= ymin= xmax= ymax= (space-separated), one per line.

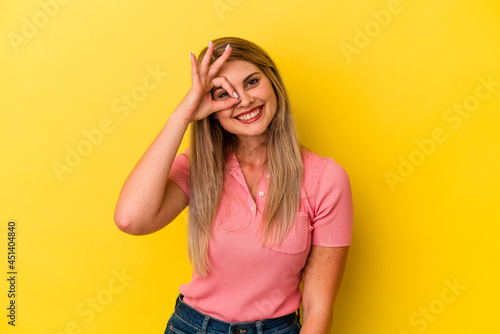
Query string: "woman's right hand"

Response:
xmin=115 ymin=41 xmax=242 ymax=235
xmin=176 ymin=42 xmax=241 ymax=124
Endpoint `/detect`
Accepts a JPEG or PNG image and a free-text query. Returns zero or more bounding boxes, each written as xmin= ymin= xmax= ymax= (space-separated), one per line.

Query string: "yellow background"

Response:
xmin=1 ymin=0 xmax=499 ymax=333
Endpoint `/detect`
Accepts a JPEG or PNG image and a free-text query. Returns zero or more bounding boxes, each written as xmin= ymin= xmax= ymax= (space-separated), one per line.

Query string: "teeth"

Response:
xmin=237 ymin=107 xmax=261 ymax=121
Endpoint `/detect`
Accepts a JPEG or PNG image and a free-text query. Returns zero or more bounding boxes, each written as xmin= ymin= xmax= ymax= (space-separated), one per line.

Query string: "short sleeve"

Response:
xmin=311 ymin=158 xmax=353 ymax=247
xmin=168 ymin=148 xmax=190 ymax=202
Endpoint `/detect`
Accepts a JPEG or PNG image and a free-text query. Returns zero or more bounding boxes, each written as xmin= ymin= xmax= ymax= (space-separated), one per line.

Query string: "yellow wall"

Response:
xmin=1 ymin=0 xmax=499 ymax=333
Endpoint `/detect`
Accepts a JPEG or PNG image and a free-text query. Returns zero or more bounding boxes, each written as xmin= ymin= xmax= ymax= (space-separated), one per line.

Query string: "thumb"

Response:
xmin=212 ymin=96 xmax=241 ymax=112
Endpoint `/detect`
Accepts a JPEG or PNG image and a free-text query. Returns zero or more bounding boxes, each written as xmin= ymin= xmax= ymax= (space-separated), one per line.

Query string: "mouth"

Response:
xmin=234 ymin=104 xmax=264 ymax=123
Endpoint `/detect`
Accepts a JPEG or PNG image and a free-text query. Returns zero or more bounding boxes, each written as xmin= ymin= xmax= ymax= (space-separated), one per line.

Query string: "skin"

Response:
xmin=301 ymin=246 xmax=350 ymax=333
xmin=114 ymin=42 xmax=240 ymax=235
xmin=114 ymin=42 xmax=349 ymax=333
xmin=211 ymin=59 xmax=277 ymax=149
xmin=211 ymin=59 xmax=278 ymax=199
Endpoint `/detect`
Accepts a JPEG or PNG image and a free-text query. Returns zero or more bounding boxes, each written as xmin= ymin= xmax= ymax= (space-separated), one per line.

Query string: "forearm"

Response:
xmin=300 ymin=309 xmax=332 ymax=334
xmin=114 ymin=109 xmax=189 ymax=232
xmin=114 ymin=41 xmax=239 ymax=233
xmin=300 ymin=246 xmax=350 ymax=334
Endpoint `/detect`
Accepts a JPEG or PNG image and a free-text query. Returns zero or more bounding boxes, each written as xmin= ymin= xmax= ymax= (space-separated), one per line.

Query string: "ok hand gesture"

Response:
xmin=177 ymin=42 xmax=241 ymax=124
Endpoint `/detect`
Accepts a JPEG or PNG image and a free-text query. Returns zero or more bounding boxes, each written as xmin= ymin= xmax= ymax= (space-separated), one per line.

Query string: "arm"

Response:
xmin=300 ymin=245 xmax=349 ymax=334
xmin=113 ymin=42 xmax=240 ymax=235
xmin=113 ymin=112 xmax=190 ymax=235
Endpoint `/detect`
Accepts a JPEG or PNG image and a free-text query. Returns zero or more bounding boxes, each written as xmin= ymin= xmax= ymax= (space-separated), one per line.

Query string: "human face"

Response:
xmin=211 ymin=60 xmax=277 ymax=144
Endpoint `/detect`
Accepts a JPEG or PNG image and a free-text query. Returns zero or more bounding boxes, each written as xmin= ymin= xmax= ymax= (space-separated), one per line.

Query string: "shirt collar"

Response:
xmin=226 ymin=151 xmax=240 ymax=173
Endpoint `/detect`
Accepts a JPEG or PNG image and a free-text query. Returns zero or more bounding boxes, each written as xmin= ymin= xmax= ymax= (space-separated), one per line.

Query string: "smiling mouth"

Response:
xmin=235 ymin=106 xmax=262 ymax=121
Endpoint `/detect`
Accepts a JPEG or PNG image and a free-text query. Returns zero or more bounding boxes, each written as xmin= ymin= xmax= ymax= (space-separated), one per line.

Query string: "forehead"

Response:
xmin=216 ymin=59 xmax=260 ymax=79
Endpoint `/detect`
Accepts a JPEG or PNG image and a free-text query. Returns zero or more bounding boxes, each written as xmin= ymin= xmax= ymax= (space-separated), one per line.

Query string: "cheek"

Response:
xmin=216 ymin=110 xmax=233 ymax=119
xmin=262 ymin=83 xmax=277 ymax=105
xmin=266 ymin=93 xmax=278 ymax=111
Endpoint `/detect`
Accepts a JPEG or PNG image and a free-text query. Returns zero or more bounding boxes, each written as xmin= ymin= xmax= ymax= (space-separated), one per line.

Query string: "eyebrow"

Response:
xmin=211 ymin=71 xmax=261 ymax=95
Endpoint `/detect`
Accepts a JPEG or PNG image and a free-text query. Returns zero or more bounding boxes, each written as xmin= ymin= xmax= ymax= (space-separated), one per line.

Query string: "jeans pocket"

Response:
xmin=274 ymin=321 xmax=302 ymax=334
xmin=164 ymin=314 xmax=196 ymax=334
xmin=167 ymin=326 xmax=190 ymax=334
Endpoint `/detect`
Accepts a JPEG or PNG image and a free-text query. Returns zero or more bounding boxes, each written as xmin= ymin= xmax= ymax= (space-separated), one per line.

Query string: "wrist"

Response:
xmin=169 ymin=109 xmax=192 ymax=129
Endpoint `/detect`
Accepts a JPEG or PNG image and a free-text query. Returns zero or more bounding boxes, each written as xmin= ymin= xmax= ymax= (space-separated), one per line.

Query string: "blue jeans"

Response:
xmin=164 ymin=294 xmax=302 ymax=334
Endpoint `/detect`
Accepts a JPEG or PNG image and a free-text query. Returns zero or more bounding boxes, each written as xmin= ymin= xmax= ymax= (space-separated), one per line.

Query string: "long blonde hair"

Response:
xmin=188 ymin=37 xmax=303 ymax=277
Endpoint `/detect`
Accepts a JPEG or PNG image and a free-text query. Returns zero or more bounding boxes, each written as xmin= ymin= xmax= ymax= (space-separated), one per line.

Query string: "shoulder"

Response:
xmin=301 ymin=147 xmax=349 ymax=178
xmin=172 ymin=147 xmax=190 ymax=169
xmin=179 ymin=147 xmax=190 ymax=160
xmin=300 ymin=147 xmax=351 ymax=190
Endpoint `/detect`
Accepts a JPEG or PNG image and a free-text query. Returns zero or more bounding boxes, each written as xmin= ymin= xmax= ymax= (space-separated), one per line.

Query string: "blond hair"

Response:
xmin=188 ymin=37 xmax=303 ymax=277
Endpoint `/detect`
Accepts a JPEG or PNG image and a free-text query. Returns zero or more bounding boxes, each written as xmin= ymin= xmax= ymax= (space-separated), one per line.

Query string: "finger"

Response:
xmin=211 ymin=76 xmax=239 ymax=101
xmin=190 ymin=52 xmax=201 ymax=87
xmin=212 ymin=97 xmax=241 ymax=113
xmin=199 ymin=41 xmax=214 ymax=78
xmin=207 ymin=44 xmax=232 ymax=78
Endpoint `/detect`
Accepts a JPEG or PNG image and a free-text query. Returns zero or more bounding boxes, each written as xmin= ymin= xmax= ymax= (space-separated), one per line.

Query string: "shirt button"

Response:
xmin=265 ymin=173 xmax=271 ymax=178
xmin=250 ymin=205 xmax=256 ymax=211
xmin=259 ymin=191 xmax=265 ymax=197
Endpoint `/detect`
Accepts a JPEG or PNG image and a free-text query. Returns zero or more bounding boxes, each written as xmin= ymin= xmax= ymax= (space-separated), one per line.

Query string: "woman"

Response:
xmin=114 ymin=37 xmax=353 ymax=334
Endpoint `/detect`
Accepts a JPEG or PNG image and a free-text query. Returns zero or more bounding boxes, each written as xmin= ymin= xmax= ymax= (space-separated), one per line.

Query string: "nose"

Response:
xmin=235 ymin=89 xmax=254 ymax=107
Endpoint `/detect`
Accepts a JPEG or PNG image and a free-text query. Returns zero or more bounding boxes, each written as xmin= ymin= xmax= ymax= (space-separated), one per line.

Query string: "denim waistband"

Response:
xmin=172 ymin=293 xmax=300 ymax=334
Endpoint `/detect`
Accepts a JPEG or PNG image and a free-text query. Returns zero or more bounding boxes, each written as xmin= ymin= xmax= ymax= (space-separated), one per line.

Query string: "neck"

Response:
xmin=234 ymin=141 xmax=267 ymax=167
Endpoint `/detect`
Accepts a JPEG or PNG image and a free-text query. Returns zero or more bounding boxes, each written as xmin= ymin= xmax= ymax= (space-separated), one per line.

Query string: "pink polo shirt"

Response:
xmin=168 ymin=147 xmax=353 ymax=322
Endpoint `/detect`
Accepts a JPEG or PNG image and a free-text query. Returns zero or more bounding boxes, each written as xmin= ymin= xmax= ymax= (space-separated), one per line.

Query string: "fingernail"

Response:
xmin=233 ymin=91 xmax=239 ymax=98
xmin=189 ymin=52 xmax=192 ymax=59
xmin=208 ymin=41 xmax=212 ymax=48
xmin=225 ymin=44 xmax=230 ymax=51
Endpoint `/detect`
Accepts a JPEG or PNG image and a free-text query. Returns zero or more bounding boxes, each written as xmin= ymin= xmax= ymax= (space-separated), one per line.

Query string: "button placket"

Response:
xmin=252 ymin=169 xmax=269 ymax=215
xmin=231 ymin=170 xmax=256 ymax=215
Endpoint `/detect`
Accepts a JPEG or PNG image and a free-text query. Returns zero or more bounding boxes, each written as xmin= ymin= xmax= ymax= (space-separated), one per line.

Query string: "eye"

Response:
xmin=218 ymin=91 xmax=229 ymax=99
xmin=247 ymin=78 xmax=259 ymax=87
xmin=212 ymin=89 xmax=229 ymax=100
